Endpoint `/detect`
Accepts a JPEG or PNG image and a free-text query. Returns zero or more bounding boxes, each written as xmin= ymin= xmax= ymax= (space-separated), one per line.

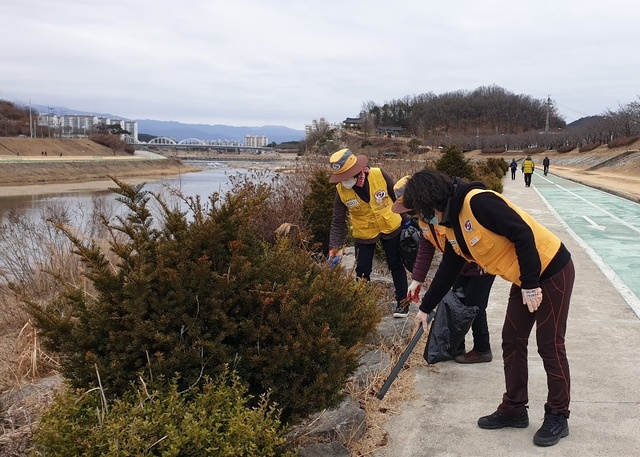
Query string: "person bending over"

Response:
xmin=403 ymin=168 xmax=574 ymax=447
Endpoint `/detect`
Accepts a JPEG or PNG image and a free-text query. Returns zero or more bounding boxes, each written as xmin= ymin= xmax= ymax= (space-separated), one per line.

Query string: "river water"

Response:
xmin=0 ymin=161 xmax=268 ymax=221
xmin=0 ymin=161 xmax=282 ymax=280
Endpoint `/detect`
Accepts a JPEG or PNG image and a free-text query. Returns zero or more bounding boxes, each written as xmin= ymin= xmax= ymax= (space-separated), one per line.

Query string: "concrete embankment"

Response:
xmin=0 ymin=158 xmax=191 ymax=187
xmin=0 ymin=138 xmax=201 ymax=191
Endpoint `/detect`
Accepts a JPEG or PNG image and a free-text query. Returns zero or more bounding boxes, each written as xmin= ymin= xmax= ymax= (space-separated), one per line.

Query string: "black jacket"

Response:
xmin=420 ymin=178 xmax=570 ymax=313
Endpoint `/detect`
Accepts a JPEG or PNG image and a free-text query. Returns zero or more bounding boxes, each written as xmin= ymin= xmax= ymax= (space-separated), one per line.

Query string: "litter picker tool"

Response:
xmin=376 ymin=320 xmax=426 ymax=400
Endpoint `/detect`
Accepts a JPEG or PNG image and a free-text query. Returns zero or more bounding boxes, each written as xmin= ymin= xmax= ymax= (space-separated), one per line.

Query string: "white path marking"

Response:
xmin=582 ymin=215 xmax=606 ymax=230
xmin=553 ymin=184 xmax=640 ymax=235
xmin=535 ymin=187 xmax=640 ymax=319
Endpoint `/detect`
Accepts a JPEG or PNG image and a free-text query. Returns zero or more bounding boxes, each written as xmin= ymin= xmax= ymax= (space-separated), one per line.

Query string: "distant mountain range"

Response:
xmin=136 ymin=119 xmax=304 ymax=144
xmin=33 ymin=104 xmax=305 ymax=144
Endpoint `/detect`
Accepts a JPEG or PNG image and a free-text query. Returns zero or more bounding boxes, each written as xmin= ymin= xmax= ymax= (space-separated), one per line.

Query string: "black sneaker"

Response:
xmin=393 ymin=303 xmax=409 ymax=318
xmin=478 ymin=409 xmax=529 ymax=429
xmin=533 ymin=411 xmax=569 ymax=447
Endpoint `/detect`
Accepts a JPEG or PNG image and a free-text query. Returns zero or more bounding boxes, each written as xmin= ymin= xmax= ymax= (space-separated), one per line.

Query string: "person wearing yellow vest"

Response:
xmin=521 ymin=155 xmax=535 ymax=187
xmin=328 ymin=148 xmax=409 ymax=317
xmin=392 ymin=176 xmax=497 ymax=364
xmin=402 ymin=168 xmax=574 ymax=448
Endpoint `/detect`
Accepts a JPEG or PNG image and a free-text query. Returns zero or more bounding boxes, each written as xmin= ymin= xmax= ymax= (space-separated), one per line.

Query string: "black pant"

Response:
xmin=354 ymin=233 xmax=408 ymax=304
xmin=453 ymin=273 xmax=496 ymax=353
xmin=511 ymin=169 xmax=517 ymax=180
xmin=524 ymin=173 xmax=532 ymax=187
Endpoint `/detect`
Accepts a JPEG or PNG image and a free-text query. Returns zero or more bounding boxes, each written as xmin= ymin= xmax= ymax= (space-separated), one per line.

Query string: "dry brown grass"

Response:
xmin=0 ymin=293 xmax=63 ymax=456
xmin=338 ymin=254 xmax=442 ymax=456
xmin=345 ymin=312 xmax=444 ymax=456
xmin=0 ymin=199 xmax=116 ymax=453
xmin=0 ymin=138 xmax=127 ymax=157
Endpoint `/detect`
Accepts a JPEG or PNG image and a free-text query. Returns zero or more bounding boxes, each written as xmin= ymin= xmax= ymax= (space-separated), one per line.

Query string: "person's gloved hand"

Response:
xmin=328 ymin=248 xmax=342 ymax=268
xmin=407 ymin=280 xmax=422 ymax=302
xmin=522 ymin=287 xmax=543 ymax=313
xmin=416 ymin=309 xmax=429 ymax=329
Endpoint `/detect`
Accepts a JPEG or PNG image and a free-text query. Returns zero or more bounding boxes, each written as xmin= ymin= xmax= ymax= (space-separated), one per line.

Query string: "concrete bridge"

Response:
xmin=125 ymin=136 xmax=275 ymax=156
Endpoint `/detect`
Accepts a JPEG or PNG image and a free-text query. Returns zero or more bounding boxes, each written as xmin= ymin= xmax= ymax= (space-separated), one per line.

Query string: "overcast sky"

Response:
xmin=2 ymin=0 xmax=639 ymax=130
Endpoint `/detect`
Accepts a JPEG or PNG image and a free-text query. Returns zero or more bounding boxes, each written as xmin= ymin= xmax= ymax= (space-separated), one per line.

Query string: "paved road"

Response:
xmin=375 ymin=172 xmax=640 ymax=456
xmin=534 ymin=171 xmax=640 ymax=318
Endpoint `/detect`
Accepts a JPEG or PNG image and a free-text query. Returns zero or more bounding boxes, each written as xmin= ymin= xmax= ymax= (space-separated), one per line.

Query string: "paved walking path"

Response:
xmin=375 ymin=174 xmax=640 ymax=456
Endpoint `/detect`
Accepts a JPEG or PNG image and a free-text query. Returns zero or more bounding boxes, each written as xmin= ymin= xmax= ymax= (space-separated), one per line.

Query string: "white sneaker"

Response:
xmin=393 ymin=304 xmax=409 ymax=318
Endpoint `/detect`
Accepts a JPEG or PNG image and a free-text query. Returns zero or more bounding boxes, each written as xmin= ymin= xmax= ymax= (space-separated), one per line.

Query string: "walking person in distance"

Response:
xmin=510 ymin=158 xmax=518 ymax=180
xmin=327 ymin=148 xmax=409 ymax=318
xmin=402 ymin=168 xmax=574 ymax=447
xmin=522 ymin=155 xmax=535 ymax=187
xmin=543 ymin=156 xmax=550 ymax=176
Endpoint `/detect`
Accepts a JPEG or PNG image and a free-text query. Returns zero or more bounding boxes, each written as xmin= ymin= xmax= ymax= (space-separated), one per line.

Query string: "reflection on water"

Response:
xmin=0 ymin=163 xmax=271 ymax=279
xmin=0 ymin=163 xmax=257 ymax=221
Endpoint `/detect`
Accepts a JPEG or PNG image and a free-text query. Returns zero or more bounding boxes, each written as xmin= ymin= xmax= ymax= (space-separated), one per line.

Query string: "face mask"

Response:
xmin=342 ymin=177 xmax=357 ymax=189
xmin=420 ymin=210 xmax=439 ymax=225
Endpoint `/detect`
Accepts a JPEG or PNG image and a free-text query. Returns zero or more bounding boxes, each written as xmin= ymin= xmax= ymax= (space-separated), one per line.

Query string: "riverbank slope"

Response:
xmin=0 ymin=138 xmax=303 ymax=197
xmin=2 ymin=138 xmax=640 ymax=201
xmin=0 ymin=138 xmax=199 ymax=196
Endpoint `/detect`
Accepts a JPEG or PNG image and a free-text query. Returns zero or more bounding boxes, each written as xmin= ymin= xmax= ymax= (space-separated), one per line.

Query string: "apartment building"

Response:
xmin=244 ymin=134 xmax=268 ymax=147
xmin=37 ymin=113 xmax=139 ymax=141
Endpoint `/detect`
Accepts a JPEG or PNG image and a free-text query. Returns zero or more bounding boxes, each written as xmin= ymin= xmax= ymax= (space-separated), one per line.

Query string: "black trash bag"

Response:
xmin=399 ymin=220 xmax=421 ymax=272
xmin=423 ymin=289 xmax=478 ymax=364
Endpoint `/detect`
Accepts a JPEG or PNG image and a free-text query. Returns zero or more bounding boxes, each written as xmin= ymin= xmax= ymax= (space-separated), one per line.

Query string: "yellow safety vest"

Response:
xmin=522 ymin=159 xmax=535 ymax=173
xmin=418 ymin=219 xmax=449 ymax=253
xmin=443 ymin=189 xmax=560 ymax=285
xmin=336 ymin=168 xmax=401 ymax=240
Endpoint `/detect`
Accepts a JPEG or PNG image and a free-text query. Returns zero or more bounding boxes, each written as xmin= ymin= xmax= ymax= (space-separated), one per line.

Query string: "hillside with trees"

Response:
xmin=350 ymin=85 xmax=640 ymax=153
xmin=0 ymin=100 xmax=33 ymax=137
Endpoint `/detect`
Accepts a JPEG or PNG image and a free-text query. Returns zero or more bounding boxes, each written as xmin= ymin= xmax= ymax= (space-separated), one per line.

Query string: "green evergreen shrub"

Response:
xmin=301 ymin=169 xmax=336 ymax=255
xmin=32 ymin=370 xmax=296 ymax=457
xmin=474 ymin=158 xmax=506 ymax=193
xmin=18 ymin=178 xmax=382 ymax=423
xmin=435 ymin=146 xmax=476 ymax=180
xmin=483 ymin=158 xmax=509 ymax=177
xmin=479 ymin=173 xmax=503 ymax=193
